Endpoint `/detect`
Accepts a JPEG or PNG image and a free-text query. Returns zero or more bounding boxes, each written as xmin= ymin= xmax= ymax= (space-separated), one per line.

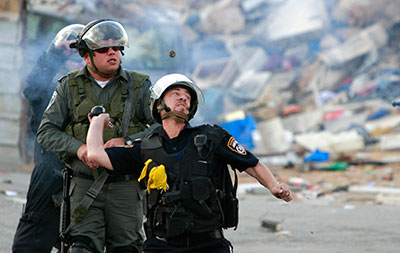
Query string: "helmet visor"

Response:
xmin=82 ymin=20 xmax=129 ymax=50
xmin=51 ymin=24 xmax=84 ymax=51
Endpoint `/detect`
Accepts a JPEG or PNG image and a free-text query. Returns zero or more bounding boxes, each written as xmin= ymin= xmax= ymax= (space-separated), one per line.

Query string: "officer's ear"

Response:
xmin=83 ymin=53 xmax=91 ymax=65
xmin=156 ymin=101 xmax=162 ymax=110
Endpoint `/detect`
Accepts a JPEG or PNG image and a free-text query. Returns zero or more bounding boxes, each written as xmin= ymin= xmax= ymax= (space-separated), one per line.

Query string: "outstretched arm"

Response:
xmin=245 ymin=162 xmax=292 ymax=202
xmin=87 ymin=113 xmax=114 ymax=170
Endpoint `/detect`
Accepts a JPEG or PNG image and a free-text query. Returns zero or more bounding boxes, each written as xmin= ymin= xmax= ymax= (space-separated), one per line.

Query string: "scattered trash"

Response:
xmin=1 ymin=190 xmax=18 ymax=196
xmin=343 ymin=204 xmax=355 ymax=210
xmin=317 ymin=185 xmax=350 ymax=198
xmin=323 ymin=162 xmax=348 ymax=171
xmin=289 ymin=177 xmax=310 ymax=188
xmin=274 ymin=230 xmax=292 ymax=238
xmin=2 ymin=179 xmax=12 ymax=184
xmin=304 ymin=149 xmax=330 ymax=162
xmin=261 ymin=219 xmax=281 ymax=232
xmin=367 ymin=108 xmax=392 ymax=121
xmin=382 ymin=167 xmax=394 ymax=181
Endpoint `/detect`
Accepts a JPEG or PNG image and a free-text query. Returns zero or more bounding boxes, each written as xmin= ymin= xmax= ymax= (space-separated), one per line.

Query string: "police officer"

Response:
xmin=37 ymin=19 xmax=157 ymax=253
xmin=86 ymin=74 xmax=292 ymax=253
xmin=13 ymin=24 xmax=85 ymax=253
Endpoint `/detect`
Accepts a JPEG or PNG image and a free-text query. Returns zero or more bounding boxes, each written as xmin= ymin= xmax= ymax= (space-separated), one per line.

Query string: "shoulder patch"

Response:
xmin=45 ymin=91 xmax=57 ymax=112
xmin=124 ymin=144 xmax=134 ymax=148
xmin=227 ymin=137 xmax=247 ymax=155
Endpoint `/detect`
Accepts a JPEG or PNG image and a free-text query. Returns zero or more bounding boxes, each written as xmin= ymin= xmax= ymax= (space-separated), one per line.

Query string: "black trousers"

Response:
xmin=12 ymin=145 xmax=64 ymax=253
xmin=12 ymin=209 xmax=60 ymax=253
xmin=144 ymin=237 xmax=232 ymax=253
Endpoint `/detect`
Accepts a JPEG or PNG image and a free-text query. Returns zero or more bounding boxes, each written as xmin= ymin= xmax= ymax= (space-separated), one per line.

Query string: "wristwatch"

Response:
xmin=124 ymin=136 xmax=133 ymax=145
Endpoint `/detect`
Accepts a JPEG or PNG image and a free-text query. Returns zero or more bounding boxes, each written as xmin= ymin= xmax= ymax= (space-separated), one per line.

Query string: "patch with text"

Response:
xmin=227 ymin=137 xmax=247 ymax=155
xmin=45 ymin=91 xmax=57 ymax=112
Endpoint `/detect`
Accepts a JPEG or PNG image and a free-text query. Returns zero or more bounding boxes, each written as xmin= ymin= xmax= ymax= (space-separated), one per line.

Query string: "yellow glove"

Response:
xmin=147 ymin=165 xmax=167 ymax=193
xmin=138 ymin=159 xmax=168 ymax=193
xmin=138 ymin=159 xmax=152 ymax=183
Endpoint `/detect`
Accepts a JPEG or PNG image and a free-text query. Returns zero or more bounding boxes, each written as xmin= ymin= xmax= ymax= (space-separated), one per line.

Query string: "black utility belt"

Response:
xmin=72 ymin=171 xmax=136 ymax=183
xmin=159 ymin=229 xmax=224 ymax=247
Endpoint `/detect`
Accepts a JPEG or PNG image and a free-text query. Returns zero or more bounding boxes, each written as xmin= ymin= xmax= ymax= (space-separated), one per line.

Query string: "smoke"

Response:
xmin=3 ymin=0 xmax=400 ymax=164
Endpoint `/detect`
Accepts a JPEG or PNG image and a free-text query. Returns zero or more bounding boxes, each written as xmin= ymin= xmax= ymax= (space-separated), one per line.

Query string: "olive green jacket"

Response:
xmin=37 ymin=66 xmax=158 ymax=175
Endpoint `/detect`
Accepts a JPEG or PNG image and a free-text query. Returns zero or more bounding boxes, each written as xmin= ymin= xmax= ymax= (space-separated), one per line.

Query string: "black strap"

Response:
xmin=121 ymin=75 xmax=134 ymax=137
xmin=65 ymin=170 xmax=109 ymax=236
xmin=76 ymin=77 xmax=87 ymax=103
xmin=78 ymin=171 xmax=109 ymax=206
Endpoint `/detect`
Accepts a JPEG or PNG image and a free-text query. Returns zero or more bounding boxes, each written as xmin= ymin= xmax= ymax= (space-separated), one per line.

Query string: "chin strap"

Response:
xmin=161 ymin=112 xmax=188 ymax=123
xmin=158 ymin=100 xmax=189 ymax=123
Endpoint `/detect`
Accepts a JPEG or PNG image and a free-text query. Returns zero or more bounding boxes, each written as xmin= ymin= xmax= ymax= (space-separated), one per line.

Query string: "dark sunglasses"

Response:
xmin=94 ymin=46 xmax=124 ymax=54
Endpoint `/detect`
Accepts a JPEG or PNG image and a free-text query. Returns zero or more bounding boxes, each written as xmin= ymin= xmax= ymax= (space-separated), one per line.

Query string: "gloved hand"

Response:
xmin=138 ymin=159 xmax=168 ymax=193
xmin=46 ymin=44 xmax=66 ymax=62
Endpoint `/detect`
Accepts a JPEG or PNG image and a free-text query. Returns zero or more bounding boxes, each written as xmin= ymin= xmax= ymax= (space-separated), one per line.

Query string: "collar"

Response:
xmin=118 ymin=67 xmax=129 ymax=82
xmin=75 ymin=66 xmax=87 ymax=77
xmin=152 ymin=123 xmax=195 ymax=136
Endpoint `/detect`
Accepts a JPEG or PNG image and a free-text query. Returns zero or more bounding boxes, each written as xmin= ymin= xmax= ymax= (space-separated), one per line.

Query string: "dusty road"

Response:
xmin=226 ymin=192 xmax=400 ymax=253
xmin=1 ymin=170 xmax=400 ymax=253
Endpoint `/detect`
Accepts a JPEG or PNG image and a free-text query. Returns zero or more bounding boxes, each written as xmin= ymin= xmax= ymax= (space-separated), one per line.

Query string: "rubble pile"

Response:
xmin=25 ymin=0 xmax=400 ymax=201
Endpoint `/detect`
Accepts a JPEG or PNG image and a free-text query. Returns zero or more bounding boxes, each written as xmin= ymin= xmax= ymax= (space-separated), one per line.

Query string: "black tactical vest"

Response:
xmin=141 ymin=125 xmax=238 ymax=238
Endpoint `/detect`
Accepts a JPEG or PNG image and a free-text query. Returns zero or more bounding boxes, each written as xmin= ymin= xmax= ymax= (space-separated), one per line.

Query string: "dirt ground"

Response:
xmin=237 ymin=150 xmax=400 ymax=201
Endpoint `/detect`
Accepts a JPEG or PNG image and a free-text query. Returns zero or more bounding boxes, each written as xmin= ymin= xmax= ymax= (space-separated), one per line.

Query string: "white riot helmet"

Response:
xmin=150 ymin=74 xmax=204 ymax=123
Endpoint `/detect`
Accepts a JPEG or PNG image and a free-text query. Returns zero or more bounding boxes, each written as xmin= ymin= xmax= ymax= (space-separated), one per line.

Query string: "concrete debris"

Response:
xmin=318 ymin=24 xmax=388 ymax=66
xmin=376 ymin=193 xmax=400 ymax=205
xmin=4 ymin=0 xmax=400 ymax=198
xmin=294 ymin=130 xmax=365 ymax=153
xmin=349 ymin=185 xmax=400 ymax=195
xmin=230 ymin=70 xmax=272 ymax=101
xmin=379 ymin=134 xmax=400 ymax=150
xmin=192 ymin=57 xmax=239 ymax=90
xmin=257 ymin=117 xmax=291 ymax=154
xmin=257 ymin=0 xmax=328 ymax=42
xmin=200 ymin=0 xmax=246 ymax=35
